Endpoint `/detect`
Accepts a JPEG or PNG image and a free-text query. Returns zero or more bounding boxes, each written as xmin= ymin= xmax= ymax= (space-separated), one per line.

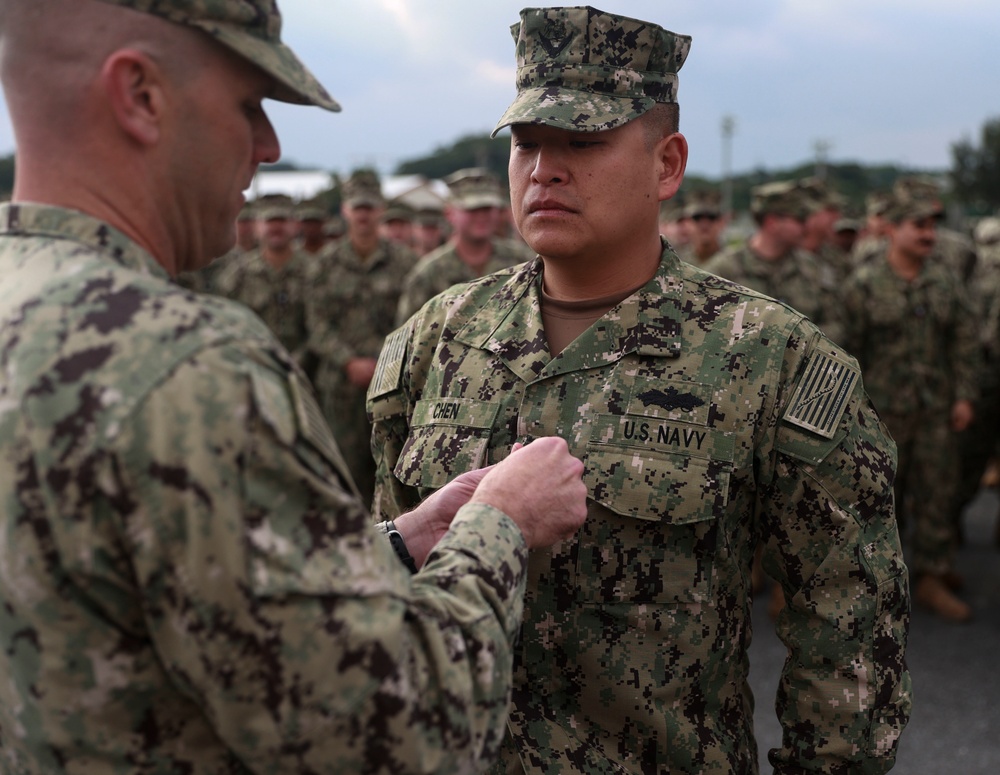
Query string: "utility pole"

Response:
xmin=813 ymin=139 xmax=831 ymax=181
xmin=721 ymin=115 xmax=736 ymax=216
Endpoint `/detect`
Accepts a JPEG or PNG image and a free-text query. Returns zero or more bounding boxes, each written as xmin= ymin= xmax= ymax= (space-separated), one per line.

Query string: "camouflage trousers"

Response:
xmin=883 ymin=410 xmax=959 ymax=575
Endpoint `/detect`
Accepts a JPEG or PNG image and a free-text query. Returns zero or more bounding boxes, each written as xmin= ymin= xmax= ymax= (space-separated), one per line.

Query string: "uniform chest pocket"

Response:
xmin=394 ymin=398 xmax=500 ymax=490
xmin=576 ymin=415 xmax=733 ymax=605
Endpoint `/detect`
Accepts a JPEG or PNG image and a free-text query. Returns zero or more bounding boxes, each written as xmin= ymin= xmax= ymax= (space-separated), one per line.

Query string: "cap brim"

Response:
xmin=492 ymin=87 xmax=653 ymax=137
xmin=209 ymin=23 xmax=341 ymax=112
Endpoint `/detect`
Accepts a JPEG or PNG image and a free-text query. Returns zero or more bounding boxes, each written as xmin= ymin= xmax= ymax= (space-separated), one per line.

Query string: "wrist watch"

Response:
xmin=382 ymin=520 xmax=418 ymax=574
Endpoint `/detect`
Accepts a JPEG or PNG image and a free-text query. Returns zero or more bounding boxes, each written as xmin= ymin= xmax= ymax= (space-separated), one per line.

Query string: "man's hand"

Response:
xmin=951 ymin=399 xmax=975 ymax=432
xmin=470 ymin=436 xmax=587 ymax=549
xmin=393 ymin=465 xmax=497 ymax=567
xmin=345 ymin=357 xmax=378 ymax=388
xmin=394 ymin=437 xmax=587 ymax=566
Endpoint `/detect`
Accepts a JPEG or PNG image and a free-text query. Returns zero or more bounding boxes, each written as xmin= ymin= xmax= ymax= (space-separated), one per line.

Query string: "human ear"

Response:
xmin=100 ymin=49 xmax=165 ymax=146
xmin=656 ymin=132 xmax=688 ymax=201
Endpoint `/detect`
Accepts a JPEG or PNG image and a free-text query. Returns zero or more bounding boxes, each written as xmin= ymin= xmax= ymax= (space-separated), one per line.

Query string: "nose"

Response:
xmin=530 ymin=145 xmax=566 ymax=185
xmin=254 ymin=107 xmax=281 ymax=166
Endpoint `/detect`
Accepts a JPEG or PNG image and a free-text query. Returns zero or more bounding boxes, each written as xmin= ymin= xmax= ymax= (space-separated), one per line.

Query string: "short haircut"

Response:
xmin=639 ymin=103 xmax=680 ymax=149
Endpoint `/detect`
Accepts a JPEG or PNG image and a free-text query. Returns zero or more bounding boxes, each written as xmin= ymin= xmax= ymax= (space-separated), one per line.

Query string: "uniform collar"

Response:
xmin=456 ymin=241 xmax=683 ymax=383
xmin=0 ymin=202 xmax=169 ymax=280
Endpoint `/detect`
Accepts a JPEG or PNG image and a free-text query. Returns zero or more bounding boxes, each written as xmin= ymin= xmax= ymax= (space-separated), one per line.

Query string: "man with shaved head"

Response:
xmin=0 ymin=1 xmax=588 ymax=772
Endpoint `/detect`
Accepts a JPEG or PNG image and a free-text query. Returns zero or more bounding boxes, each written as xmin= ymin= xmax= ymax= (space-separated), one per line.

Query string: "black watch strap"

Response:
xmin=385 ymin=520 xmax=418 ymax=574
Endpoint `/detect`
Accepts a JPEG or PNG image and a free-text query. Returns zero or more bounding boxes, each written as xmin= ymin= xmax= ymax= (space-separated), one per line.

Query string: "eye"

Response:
xmin=242 ymin=100 xmax=264 ymax=119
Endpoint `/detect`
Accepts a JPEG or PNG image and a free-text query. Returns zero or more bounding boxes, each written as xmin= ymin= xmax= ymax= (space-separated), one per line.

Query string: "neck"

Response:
xmin=886 ymin=246 xmax=924 ymax=279
xmin=262 ymin=244 xmax=294 ymax=269
xmin=14 ymin=159 xmax=179 ymax=274
xmin=351 ymin=232 xmax=379 ymax=259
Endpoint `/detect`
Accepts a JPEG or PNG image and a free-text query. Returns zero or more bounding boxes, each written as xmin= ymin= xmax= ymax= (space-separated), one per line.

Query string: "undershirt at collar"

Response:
xmin=540 ymin=280 xmax=645 ymax=357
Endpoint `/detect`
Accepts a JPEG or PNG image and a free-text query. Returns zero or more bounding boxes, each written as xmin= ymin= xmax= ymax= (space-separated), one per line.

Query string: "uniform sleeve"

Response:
xmin=757 ymin=330 xmax=911 ymax=774
xmin=950 ymin=286 xmax=983 ymax=405
xmin=114 ymin=341 xmax=528 ymax=774
xmin=369 ymin=323 xmax=425 ymax=520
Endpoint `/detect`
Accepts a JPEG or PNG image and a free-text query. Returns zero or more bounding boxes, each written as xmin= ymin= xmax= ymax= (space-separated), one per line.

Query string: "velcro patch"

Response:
xmin=784 ymin=350 xmax=858 ymax=439
xmin=368 ymin=326 xmax=407 ymax=400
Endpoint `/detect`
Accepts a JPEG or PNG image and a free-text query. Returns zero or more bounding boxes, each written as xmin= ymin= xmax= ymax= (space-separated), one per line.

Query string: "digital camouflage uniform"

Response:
xmin=396 ymin=238 xmax=533 ymax=325
xmin=307 ymin=237 xmax=417 ymax=504
xmin=705 ymin=242 xmax=845 ymax=346
xmin=842 ymin=248 xmax=980 ymax=575
xmin=214 ymin=245 xmax=315 ymax=374
xmin=369 ymin=244 xmax=911 ymax=774
xmin=0 ymin=203 xmax=534 ymax=774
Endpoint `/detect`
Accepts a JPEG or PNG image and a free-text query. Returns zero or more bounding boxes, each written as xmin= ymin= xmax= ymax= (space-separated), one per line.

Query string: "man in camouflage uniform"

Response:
xmin=396 ymin=167 xmax=534 ymax=324
xmin=369 ymin=7 xmax=910 ymax=773
xmin=215 ymin=195 xmax=314 ymax=374
xmin=294 ymin=199 xmax=328 ymax=256
xmin=800 ymin=177 xmax=854 ymax=281
xmin=380 ymin=198 xmax=416 ymax=249
xmin=675 ymin=187 xmax=726 ymax=266
xmin=307 ymin=170 xmax=417 ymax=506
xmin=842 ymin=195 xmax=980 ymax=622
xmin=705 ymin=179 xmax=846 ymax=345
xmin=854 ymin=177 xmax=979 ymax=293
xmin=0 ymin=1 xmax=590 ymax=772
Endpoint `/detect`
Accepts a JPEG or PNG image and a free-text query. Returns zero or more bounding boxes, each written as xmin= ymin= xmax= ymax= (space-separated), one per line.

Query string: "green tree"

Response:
xmin=395 ymin=133 xmax=511 ymax=185
xmin=950 ymin=117 xmax=1000 ymax=213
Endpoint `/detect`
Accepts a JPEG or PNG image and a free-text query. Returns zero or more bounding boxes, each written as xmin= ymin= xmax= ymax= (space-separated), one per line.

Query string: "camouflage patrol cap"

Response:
xmin=683 ymin=189 xmax=722 ymax=219
xmin=444 ymin=168 xmax=505 ymax=210
xmin=382 ymin=200 xmax=415 ymax=223
xmin=253 ymin=193 xmax=293 ymax=220
xmin=893 ymin=175 xmax=942 ymax=201
xmin=865 ymin=191 xmax=893 ymax=218
xmin=94 ymin=0 xmax=340 ymax=112
xmin=799 ymin=177 xmax=845 ymax=210
xmin=751 ymin=180 xmax=815 ymax=220
xmin=492 ymin=6 xmax=691 ymax=136
xmin=342 ymin=170 xmax=384 ymax=208
xmin=883 ymin=194 xmax=944 ymax=224
xmin=294 ymin=202 xmax=327 ymax=222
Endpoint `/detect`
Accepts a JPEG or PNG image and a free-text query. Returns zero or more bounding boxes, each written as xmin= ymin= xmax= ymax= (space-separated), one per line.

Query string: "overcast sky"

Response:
xmin=1 ymin=0 xmax=997 ymax=181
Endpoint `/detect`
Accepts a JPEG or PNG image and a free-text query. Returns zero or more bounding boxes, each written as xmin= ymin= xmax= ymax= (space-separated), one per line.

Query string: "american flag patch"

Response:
xmin=784 ymin=350 xmax=859 ymax=438
xmin=369 ymin=327 xmax=408 ymax=400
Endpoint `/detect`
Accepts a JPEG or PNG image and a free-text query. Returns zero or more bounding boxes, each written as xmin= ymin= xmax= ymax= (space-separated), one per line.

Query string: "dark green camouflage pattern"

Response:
xmin=704 ymin=241 xmax=846 ymax=346
xmin=493 ymin=6 xmax=691 ymax=135
xmin=395 ymin=238 xmax=534 ymax=325
xmin=0 ymin=203 xmax=533 ymax=774
xmin=214 ymin=246 xmax=314 ymax=373
xmin=842 ymin=250 xmax=980 ymax=574
xmin=306 ymin=237 xmax=417 ymax=504
xmin=369 ymin=242 xmax=911 ymax=774
xmin=95 ymin=0 xmax=340 ymax=110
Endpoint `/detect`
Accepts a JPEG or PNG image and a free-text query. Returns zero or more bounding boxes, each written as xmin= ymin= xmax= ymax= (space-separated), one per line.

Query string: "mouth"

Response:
xmin=526 ymin=199 xmax=578 ymax=216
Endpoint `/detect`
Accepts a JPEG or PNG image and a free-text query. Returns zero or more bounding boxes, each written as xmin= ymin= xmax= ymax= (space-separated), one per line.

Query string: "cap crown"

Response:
xmin=444 ymin=168 xmax=504 ymax=210
xmin=95 ymin=0 xmax=339 ymax=111
xmin=751 ymin=181 xmax=813 ymax=219
xmin=342 ymin=170 xmax=384 ymax=207
xmin=493 ymin=6 xmax=690 ymax=134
